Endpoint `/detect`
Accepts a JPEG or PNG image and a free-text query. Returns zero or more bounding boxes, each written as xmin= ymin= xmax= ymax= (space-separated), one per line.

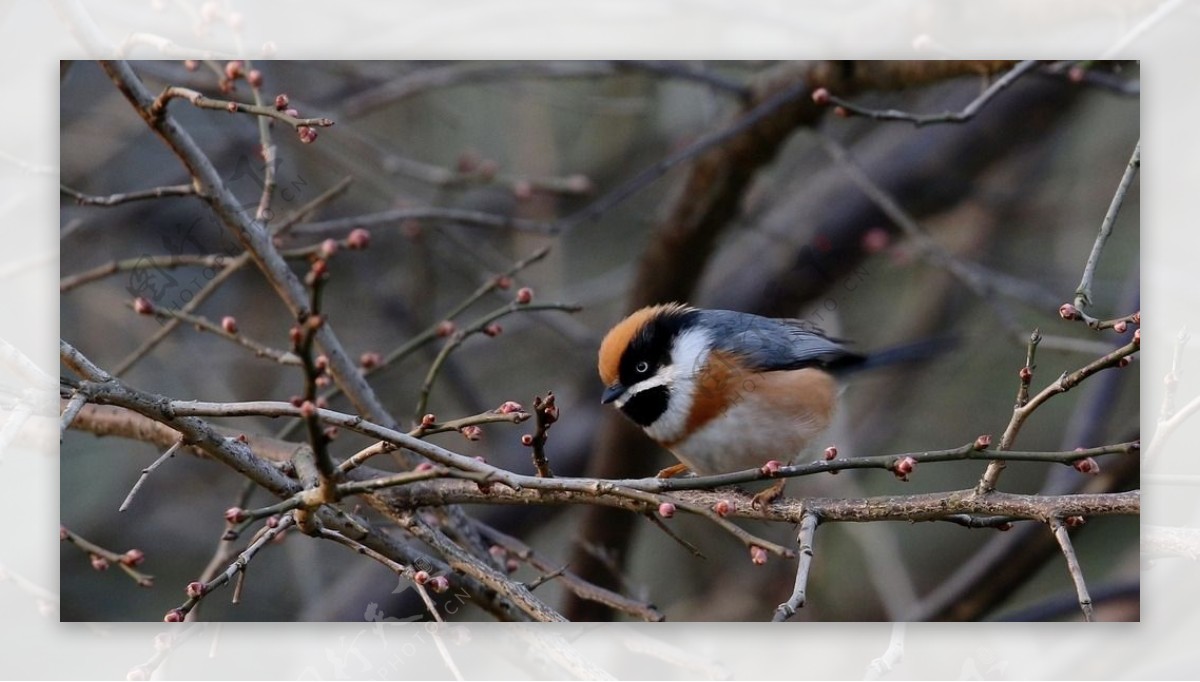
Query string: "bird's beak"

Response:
xmin=601 ymin=383 xmax=626 ymax=405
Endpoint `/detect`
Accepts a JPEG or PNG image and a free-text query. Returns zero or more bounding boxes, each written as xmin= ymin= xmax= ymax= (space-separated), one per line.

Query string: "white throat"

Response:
xmin=627 ymin=327 xmax=709 ymax=443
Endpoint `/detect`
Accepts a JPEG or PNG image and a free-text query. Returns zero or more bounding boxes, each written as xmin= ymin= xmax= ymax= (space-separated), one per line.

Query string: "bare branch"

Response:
xmin=818 ymin=60 xmax=1039 ymax=126
xmin=150 ymin=86 xmax=334 ymax=129
xmin=119 ymin=436 xmax=184 ymax=512
xmin=773 ymin=511 xmax=819 ymax=621
xmin=1049 ymin=518 xmax=1094 ymax=621
xmin=1073 ymin=140 xmax=1141 ymax=315
xmin=61 ymin=182 xmax=198 ymax=206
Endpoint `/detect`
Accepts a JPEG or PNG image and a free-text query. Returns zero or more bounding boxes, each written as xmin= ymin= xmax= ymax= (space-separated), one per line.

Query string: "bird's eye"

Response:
xmin=635 ymin=361 xmax=649 ymax=374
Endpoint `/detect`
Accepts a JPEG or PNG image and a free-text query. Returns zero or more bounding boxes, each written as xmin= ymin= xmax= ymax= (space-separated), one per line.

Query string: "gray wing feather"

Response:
xmin=697 ymin=310 xmax=861 ymax=372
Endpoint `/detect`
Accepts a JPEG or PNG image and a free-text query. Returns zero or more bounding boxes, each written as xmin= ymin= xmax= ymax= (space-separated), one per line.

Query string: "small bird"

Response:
xmin=598 ymin=303 xmax=940 ymax=493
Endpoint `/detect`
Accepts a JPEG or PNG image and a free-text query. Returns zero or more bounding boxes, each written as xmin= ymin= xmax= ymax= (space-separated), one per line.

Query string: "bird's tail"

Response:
xmin=831 ymin=335 xmax=957 ymax=375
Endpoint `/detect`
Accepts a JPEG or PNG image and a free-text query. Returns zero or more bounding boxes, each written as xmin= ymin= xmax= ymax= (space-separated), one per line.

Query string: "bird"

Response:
xmin=597 ymin=302 xmax=942 ymax=502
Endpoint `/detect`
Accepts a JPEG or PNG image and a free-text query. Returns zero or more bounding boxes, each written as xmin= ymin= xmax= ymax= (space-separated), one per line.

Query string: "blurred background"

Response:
xmin=60 ymin=60 xmax=1139 ymax=622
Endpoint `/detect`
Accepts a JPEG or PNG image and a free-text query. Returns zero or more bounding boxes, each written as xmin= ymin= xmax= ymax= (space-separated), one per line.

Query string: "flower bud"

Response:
xmin=823 ymin=446 xmax=838 ymax=461
xmin=221 ymin=316 xmax=238 ymax=334
xmin=359 ymin=352 xmax=381 ymax=369
xmin=1113 ymin=320 xmax=1128 ymax=333
xmin=90 ymin=554 xmax=109 ymax=571
xmin=134 ymin=297 xmax=155 ymax=315
xmin=297 ymin=126 xmax=318 ymax=144
xmin=435 ymin=320 xmax=456 ymax=337
xmin=1059 ymin=303 xmax=1080 ymax=320
xmin=247 ymin=69 xmax=263 ymax=88
xmin=186 ymin=581 xmax=206 ymax=598
xmin=120 ymin=549 xmax=145 ymax=567
xmin=163 ymin=609 xmax=184 ymax=623
xmin=520 ymin=434 xmax=534 ymax=446
xmin=421 ymin=413 xmax=437 ymax=427
xmin=346 ymin=228 xmax=370 ymax=250
xmin=496 ymin=401 xmax=524 ymax=414
xmin=714 ymin=500 xmax=731 ymax=517
xmin=893 ymin=456 xmax=917 ymax=480
xmin=760 ymin=460 xmax=782 ymax=476
xmin=974 ymin=434 xmax=992 ymax=450
xmin=1065 ymin=515 xmax=1086 ymax=528
xmin=483 ymin=323 xmax=503 ymax=337
xmin=657 ymin=502 xmax=676 ymax=518
xmin=274 ymin=93 xmax=289 ymax=111
xmin=460 ymin=425 xmax=482 ymax=441
xmin=749 ymin=545 xmax=768 ymax=565
xmin=516 ymin=287 xmax=534 ymax=304
xmin=414 ymin=570 xmax=430 ymax=585
xmin=224 ymin=507 xmax=246 ymax=524
xmin=811 ymin=87 xmax=831 ymax=105
xmin=430 ymin=576 xmax=450 ymax=593
xmin=1072 ymin=457 xmax=1099 ymax=475
xmin=224 ymin=60 xmax=243 ymax=81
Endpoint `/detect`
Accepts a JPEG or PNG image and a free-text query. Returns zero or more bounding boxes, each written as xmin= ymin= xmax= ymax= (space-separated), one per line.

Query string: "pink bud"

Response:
xmin=90 ymin=554 xmax=109 ymax=571
xmin=1072 ymin=457 xmax=1099 ymax=475
xmin=274 ymin=93 xmax=289 ymax=111
xmin=320 ymin=238 xmax=338 ymax=258
xmin=359 ymin=352 xmax=381 ymax=369
xmin=714 ymin=500 xmax=731 ymax=517
xmin=163 ymin=609 xmax=184 ymax=623
xmin=1065 ymin=515 xmax=1086 ymax=528
xmin=413 ymin=570 xmax=430 ymax=585
xmin=761 ymin=460 xmax=782 ymax=476
xmin=297 ymin=126 xmax=318 ymax=144
xmin=657 ymin=502 xmax=676 ymax=518
xmin=483 ymin=323 xmax=503 ymax=337
xmin=494 ymin=275 xmax=512 ymax=290
xmin=346 ymin=228 xmax=370 ymax=250
xmin=1019 ymin=366 xmax=1033 ymax=381
xmin=823 ymin=446 xmax=838 ymax=461
xmin=1059 ymin=303 xmax=1080 ymax=320
xmin=974 ymin=434 xmax=992 ymax=450
xmin=430 ymin=576 xmax=450 ymax=593
xmin=134 ymin=297 xmax=155 ymax=315
xmin=221 ymin=316 xmax=238 ymax=334
xmin=120 ymin=549 xmax=145 ymax=567
xmin=811 ymin=87 xmax=831 ymax=105
xmin=224 ymin=507 xmax=246 ymax=524
xmin=861 ymin=227 xmax=890 ymax=253
xmin=516 ymin=287 xmax=534 ymax=304
xmin=186 ymin=581 xmax=206 ymax=598
xmin=893 ymin=456 xmax=917 ymax=480
xmin=749 ymin=545 xmax=768 ymax=565
xmin=421 ymin=413 xmax=437 ymax=427
xmin=1113 ymin=320 xmax=1128 ymax=333
xmin=520 ymin=434 xmax=534 ymax=446
xmin=224 ymin=60 xmax=243 ymax=81
xmin=834 ymin=106 xmax=850 ymax=118
xmin=460 ymin=425 xmax=482 ymax=441
xmin=247 ymin=69 xmax=263 ymax=88
xmin=496 ymin=401 xmax=524 ymax=414
xmin=299 ymin=400 xmax=316 ymax=419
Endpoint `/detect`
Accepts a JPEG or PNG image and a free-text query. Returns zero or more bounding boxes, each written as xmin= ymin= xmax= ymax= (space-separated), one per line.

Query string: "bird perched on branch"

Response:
xmin=598 ymin=303 xmax=943 ymax=504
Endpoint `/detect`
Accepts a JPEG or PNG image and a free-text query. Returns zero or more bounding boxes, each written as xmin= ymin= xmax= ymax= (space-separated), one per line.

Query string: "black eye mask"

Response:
xmin=618 ymin=385 xmax=670 ymax=427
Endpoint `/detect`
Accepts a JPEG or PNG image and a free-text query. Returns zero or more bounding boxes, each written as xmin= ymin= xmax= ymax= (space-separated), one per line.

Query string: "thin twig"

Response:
xmin=1073 ymin=140 xmax=1141 ymax=318
xmin=167 ymin=514 xmax=295 ymax=621
xmin=60 ymin=183 xmax=197 ymax=206
xmin=60 ymin=526 xmax=154 ymax=587
xmin=59 ymin=391 xmax=88 ymax=440
xmin=773 ymin=511 xmax=819 ymax=621
xmin=477 ymin=523 xmax=664 ymax=621
xmin=130 ymin=300 xmax=302 ymax=366
xmin=294 ymin=206 xmax=557 ymax=236
xmin=119 ymin=437 xmax=185 ymax=512
xmin=316 ymin=527 xmax=444 ymax=622
xmin=150 ymin=86 xmax=334 ymax=128
xmin=820 ymin=60 xmax=1039 ymax=126
xmin=1049 ymin=518 xmax=1094 ymax=621
xmin=414 ymin=301 xmax=581 ymax=422
xmin=403 ymin=515 xmax=568 ymax=622
xmin=278 ymin=246 xmax=551 ymax=441
xmin=978 ymin=336 xmax=1140 ymax=493
xmin=529 ymin=393 xmax=557 ymax=477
